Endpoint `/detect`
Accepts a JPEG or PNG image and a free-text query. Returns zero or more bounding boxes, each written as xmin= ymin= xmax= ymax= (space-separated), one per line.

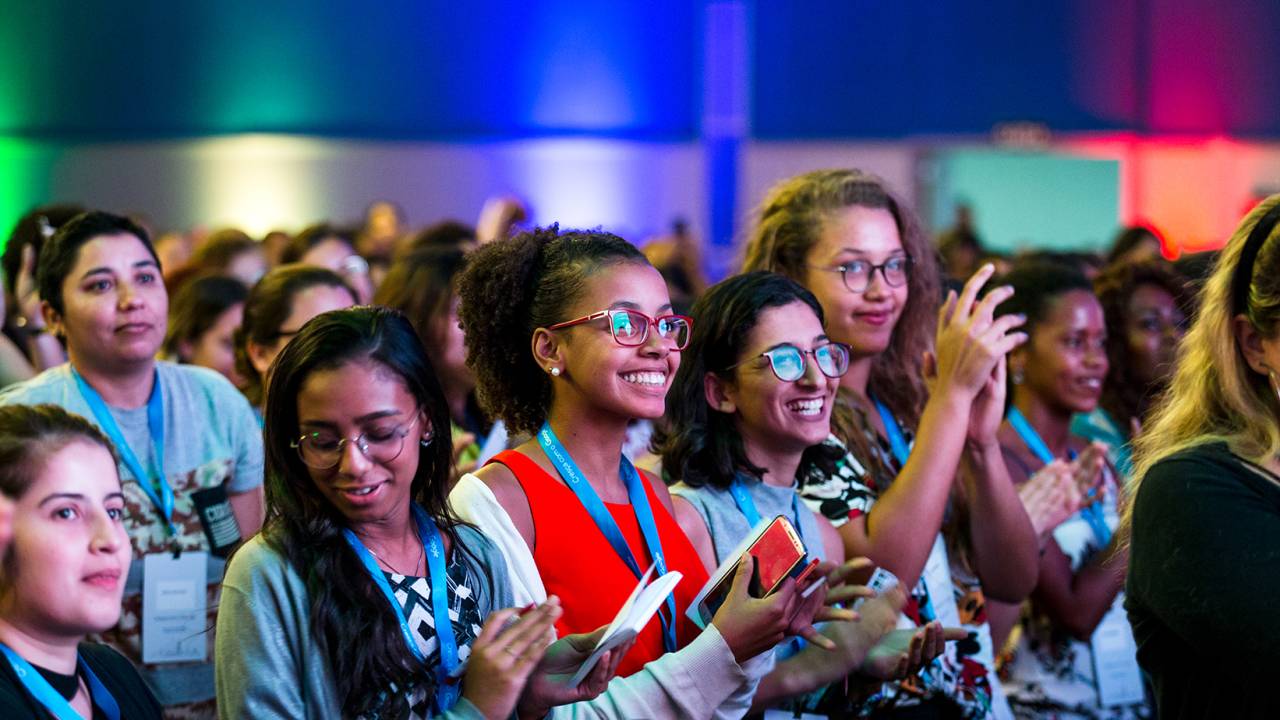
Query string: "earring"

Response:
xmin=1011 ymin=367 xmax=1025 ymax=385
xmin=420 ymin=433 xmax=434 ymax=448
xmin=550 ymin=367 xmax=561 ymax=377
xmin=1268 ymin=369 xmax=1280 ymax=405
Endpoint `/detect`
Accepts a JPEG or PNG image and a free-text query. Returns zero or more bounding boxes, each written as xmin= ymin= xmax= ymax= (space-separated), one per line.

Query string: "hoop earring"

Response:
xmin=420 ymin=434 xmax=434 ymax=447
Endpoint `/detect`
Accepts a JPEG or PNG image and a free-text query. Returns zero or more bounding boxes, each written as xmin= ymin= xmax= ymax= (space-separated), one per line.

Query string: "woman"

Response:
xmin=280 ymin=224 xmax=373 ymax=303
xmin=452 ymin=226 xmax=823 ymax=717
xmin=188 ymin=229 xmax=267 ymax=288
xmin=742 ymin=169 xmax=1039 ymax=717
xmin=216 ymin=306 xmax=622 ymax=719
xmin=990 ymin=263 xmax=1146 ymax=718
xmin=233 ymin=264 xmax=356 ymax=415
xmin=163 ymin=274 xmax=249 ymax=387
xmin=659 ymin=271 xmax=967 ymax=716
xmin=0 ymin=404 xmax=160 ymax=718
xmin=1071 ymin=260 xmax=1190 ymax=477
xmin=1126 ymin=196 xmax=1280 ymax=718
xmin=374 ymin=245 xmax=496 ymax=473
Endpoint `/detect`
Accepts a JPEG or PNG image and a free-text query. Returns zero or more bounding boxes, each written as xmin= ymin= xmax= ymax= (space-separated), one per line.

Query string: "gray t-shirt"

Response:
xmin=0 ymin=360 xmax=264 ymax=706
xmin=671 ymin=476 xmax=828 ymax=567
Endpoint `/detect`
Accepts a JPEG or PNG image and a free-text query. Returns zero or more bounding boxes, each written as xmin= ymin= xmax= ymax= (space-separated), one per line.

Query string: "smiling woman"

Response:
xmin=0 ymin=404 xmax=161 ymax=719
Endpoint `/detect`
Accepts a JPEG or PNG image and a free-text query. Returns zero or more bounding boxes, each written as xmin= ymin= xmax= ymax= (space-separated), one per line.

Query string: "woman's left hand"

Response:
xmin=966 ymin=353 xmax=1008 ymax=449
xmin=861 ymin=622 xmax=968 ymax=680
xmin=516 ymin=625 xmax=632 ymax=719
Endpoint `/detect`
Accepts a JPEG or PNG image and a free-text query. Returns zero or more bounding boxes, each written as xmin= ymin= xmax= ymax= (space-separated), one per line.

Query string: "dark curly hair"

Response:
xmin=655 ymin=271 xmax=842 ymax=489
xmin=261 ymin=305 xmax=480 ymax=717
xmin=1094 ymin=260 xmax=1194 ymax=434
xmin=456 ymin=225 xmax=647 ymax=435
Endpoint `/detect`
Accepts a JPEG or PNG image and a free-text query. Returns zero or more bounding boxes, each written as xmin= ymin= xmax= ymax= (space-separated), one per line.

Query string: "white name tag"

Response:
xmin=142 ymin=552 xmax=209 ymax=664
xmin=1091 ymin=593 xmax=1144 ymax=707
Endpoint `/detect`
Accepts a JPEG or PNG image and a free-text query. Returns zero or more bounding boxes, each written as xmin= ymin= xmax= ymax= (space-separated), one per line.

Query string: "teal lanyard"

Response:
xmin=0 ymin=644 xmax=120 ymax=720
xmin=1007 ymin=407 xmax=1112 ymax=546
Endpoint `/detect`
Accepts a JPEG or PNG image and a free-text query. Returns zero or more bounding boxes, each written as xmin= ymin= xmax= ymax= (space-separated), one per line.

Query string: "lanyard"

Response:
xmin=71 ymin=366 xmax=174 ymax=536
xmin=342 ymin=505 xmax=460 ymax=714
xmin=1007 ymin=407 xmax=1112 ymax=546
xmin=0 ymin=644 xmax=120 ymax=720
xmin=728 ymin=474 xmax=808 ymax=551
xmin=537 ymin=422 xmax=678 ymax=653
xmin=870 ymin=395 xmax=911 ymax=467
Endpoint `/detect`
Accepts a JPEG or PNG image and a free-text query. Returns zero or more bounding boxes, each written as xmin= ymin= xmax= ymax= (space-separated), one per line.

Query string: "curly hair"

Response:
xmin=456 ymin=225 xmax=647 ymax=436
xmin=1093 ymin=260 xmax=1194 ymax=434
xmin=654 ymin=271 xmax=842 ymax=489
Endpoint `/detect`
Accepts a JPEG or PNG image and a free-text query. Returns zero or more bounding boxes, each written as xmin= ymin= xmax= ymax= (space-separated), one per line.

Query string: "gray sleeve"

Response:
xmin=222 ymin=383 xmax=264 ymax=494
xmin=457 ymin=525 xmax=516 ymax=612
xmin=550 ymin=624 xmax=764 ymax=720
xmin=216 ymin=540 xmax=325 ymax=720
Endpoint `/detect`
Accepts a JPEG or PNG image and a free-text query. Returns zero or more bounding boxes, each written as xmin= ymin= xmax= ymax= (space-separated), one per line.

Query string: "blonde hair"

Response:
xmin=1127 ymin=195 xmax=1280 ymax=517
xmin=741 ymin=168 xmax=940 ymax=427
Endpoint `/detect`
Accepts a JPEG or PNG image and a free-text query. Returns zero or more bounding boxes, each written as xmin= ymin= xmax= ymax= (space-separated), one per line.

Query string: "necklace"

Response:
xmin=367 ymin=540 xmax=424 ymax=576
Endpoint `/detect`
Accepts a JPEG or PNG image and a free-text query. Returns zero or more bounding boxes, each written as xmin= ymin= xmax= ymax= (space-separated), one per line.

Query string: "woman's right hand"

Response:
xmin=462 ymin=598 xmax=562 ymax=720
xmin=932 ymin=264 xmax=1027 ymax=403
xmin=711 ymin=555 xmax=800 ymax=664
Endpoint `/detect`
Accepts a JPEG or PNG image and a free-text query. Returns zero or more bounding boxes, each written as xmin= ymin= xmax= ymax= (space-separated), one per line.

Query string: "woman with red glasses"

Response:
xmin=452 ymin=226 xmax=834 ymax=717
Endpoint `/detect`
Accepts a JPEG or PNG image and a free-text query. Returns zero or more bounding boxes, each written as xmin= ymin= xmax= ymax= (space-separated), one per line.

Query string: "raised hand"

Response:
xmin=862 ymin=622 xmax=968 ymax=681
xmin=932 ymin=264 xmax=1027 ymax=404
xmin=462 ymin=598 xmax=562 ymax=720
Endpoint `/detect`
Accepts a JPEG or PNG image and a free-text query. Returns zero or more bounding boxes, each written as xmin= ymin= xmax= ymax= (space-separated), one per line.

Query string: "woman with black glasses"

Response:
xmin=216 ymin=307 xmax=624 ymax=719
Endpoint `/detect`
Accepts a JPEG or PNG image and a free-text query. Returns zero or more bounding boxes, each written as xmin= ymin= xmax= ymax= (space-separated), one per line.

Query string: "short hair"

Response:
xmin=163 ymin=274 xmax=250 ymax=360
xmin=233 ymin=264 xmax=355 ymax=406
xmin=36 ymin=211 xmax=159 ymax=317
xmin=279 ymin=223 xmax=356 ymax=265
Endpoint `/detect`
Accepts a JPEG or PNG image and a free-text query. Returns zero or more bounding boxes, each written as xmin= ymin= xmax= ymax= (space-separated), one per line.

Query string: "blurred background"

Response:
xmin=3 ymin=0 xmax=1277 ymax=277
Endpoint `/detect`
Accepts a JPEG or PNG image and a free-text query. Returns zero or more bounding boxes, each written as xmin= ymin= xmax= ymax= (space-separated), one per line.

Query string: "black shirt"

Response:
xmin=1126 ymin=442 xmax=1280 ymax=719
xmin=0 ymin=642 xmax=161 ymax=719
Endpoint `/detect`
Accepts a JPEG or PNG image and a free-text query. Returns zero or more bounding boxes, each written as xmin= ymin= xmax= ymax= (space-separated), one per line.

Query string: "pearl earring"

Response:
xmin=550 ymin=367 xmax=561 ymax=377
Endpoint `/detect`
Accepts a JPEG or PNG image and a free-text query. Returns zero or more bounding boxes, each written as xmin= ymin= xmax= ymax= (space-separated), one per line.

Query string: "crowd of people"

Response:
xmin=0 ymin=169 xmax=1273 ymax=720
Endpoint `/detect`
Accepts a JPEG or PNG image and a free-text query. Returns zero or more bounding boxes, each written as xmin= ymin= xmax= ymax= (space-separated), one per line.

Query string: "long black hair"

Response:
xmin=655 ymin=271 xmax=842 ymax=489
xmin=260 ymin=305 xmax=464 ymax=717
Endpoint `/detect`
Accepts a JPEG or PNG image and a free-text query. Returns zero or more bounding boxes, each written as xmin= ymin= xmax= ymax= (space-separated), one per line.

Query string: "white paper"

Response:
xmin=142 ymin=551 xmax=209 ymax=664
xmin=568 ymin=564 xmax=682 ymax=686
xmin=1091 ymin=593 xmax=1144 ymax=707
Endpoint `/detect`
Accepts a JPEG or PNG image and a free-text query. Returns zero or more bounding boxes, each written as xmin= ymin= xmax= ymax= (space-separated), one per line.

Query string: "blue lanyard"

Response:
xmin=342 ymin=505 xmax=460 ymax=714
xmin=537 ymin=422 xmax=678 ymax=653
xmin=871 ymin=395 xmax=911 ymax=467
xmin=1007 ymin=407 xmax=1112 ymax=546
xmin=728 ymin=474 xmax=808 ymax=551
xmin=0 ymin=644 xmax=120 ymax=720
xmin=71 ymin=366 xmax=174 ymax=536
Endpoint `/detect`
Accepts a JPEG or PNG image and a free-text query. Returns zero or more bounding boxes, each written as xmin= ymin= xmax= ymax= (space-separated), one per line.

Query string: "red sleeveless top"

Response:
xmin=493 ymin=449 xmax=710 ymax=678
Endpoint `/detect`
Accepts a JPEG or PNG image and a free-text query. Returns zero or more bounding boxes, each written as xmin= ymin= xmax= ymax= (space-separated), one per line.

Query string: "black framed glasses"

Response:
xmin=727 ymin=341 xmax=851 ymax=382
xmin=548 ymin=308 xmax=692 ymax=350
xmin=811 ymin=255 xmax=912 ymax=293
xmin=291 ymin=412 xmax=426 ymax=469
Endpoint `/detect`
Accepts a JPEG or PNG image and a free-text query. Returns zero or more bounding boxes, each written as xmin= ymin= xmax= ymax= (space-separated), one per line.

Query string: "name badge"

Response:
xmin=192 ymin=484 xmax=242 ymax=558
xmin=1091 ymin=593 xmax=1144 ymax=707
xmin=142 ymin=552 xmax=209 ymax=664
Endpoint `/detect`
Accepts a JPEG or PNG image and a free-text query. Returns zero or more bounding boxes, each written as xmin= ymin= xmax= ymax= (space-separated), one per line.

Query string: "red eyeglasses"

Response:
xmin=548 ymin=308 xmax=692 ymax=350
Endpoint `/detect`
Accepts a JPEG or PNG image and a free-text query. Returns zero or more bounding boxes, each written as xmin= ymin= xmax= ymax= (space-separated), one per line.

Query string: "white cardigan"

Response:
xmin=449 ymin=472 xmax=770 ymax=720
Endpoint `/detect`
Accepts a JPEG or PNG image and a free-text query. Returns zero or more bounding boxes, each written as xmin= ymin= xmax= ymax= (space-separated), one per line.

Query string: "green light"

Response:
xmin=0 ymin=137 xmax=52 ymax=254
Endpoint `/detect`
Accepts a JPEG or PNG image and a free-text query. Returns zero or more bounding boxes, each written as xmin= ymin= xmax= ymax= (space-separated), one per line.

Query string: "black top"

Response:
xmin=1126 ymin=442 xmax=1280 ymax=719
xmin=0 ymin=642 xmax=161 ymax=719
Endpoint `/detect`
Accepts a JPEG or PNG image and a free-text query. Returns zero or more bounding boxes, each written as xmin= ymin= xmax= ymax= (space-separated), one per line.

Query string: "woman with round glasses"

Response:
xmin=742 ymin=169 xmax=1039 ymax=717
xmin=217 ymin=306 xmax=627 ymax=719
xmin=452 ymin=226 xmax=831 ymax=716
xmin=658 ymin=271 xmax=970 ymax=716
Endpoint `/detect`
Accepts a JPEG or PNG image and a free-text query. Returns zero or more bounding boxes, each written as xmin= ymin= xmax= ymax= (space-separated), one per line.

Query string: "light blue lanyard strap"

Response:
xmin=342 ymin=505 xmax=460 ymax=713
xmin=728 ymin=474 xmax=807 ymax=551
xmin=538 ymin=422 xmax=679 ymax=653
xmin=1008 ymin=407 xmax=1113 ymax=547
xmin=71 ymin=366 xmax=174 ymax=536
xmin=0 ymin=644 xmax=121 ymax=720
xmin=871 ymin=395 xmax=911 ymax=467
